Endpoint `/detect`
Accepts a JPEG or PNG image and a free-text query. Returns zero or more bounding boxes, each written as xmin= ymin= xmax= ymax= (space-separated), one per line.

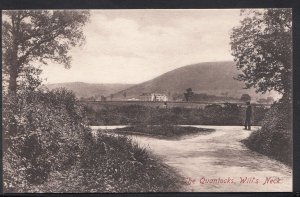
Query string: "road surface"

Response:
xmin=129 ymin=126 xmax=292 ymax=192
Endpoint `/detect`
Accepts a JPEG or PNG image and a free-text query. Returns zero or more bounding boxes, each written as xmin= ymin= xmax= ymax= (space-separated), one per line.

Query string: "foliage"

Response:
xmin=230 ymin=9 xmax=292 ymax=98
xmin=75 ymin=133 xmax=184 ymax=192
xmin=184 ymin=88 xmax=194 ymax=102
xmin=189 ymin=93 xmax=238 ymax=102
xmin=113 ymin=125 xmax=214 ymax=139
xmin=3 ymin=88 xmax=90 ymax=191
xmin=85 ymin=103 xmax=269 ymax=126
xmin=240 ymin=94 xmax=251 ymax=102
xmin=2 ymin=10 xmax=90 ymax=93
xmin=231 ymin=9 xmax=292 ymax=165
xmin=3 ymin=89 xmax=185 ymax=192
xmin=242 ymin=99 xmax=292 ymax=166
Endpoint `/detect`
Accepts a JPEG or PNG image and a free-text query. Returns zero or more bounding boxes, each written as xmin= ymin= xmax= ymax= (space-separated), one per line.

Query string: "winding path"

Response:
xmin=130 ymin=126 xmax=292 ymax=192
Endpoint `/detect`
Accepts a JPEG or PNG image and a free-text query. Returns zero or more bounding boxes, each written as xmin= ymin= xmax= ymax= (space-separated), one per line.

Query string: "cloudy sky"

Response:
xmin=42 ymin=9 xmax=242 ymax=84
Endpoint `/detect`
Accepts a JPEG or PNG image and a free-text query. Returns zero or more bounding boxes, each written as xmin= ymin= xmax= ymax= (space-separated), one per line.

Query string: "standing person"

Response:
xmin=244 ymin=101 xmax=252 ymax=130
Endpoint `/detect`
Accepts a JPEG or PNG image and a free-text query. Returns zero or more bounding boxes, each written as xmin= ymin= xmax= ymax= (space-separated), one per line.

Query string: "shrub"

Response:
xmin=26 ymin=132 xmax=184 ymax=193
xmin=3 ymin=88 xmax=90 ymax=191
xmin=3 ymin=89 xmax=185 ymax=192
xmin=79 ymin=133 xmax=184 ymax=192
xmin=203 ymin=103 xmax=241 ymax=125
xmin=85 ymin=103 xmax=268 ymax=126
xmin=243 ymin=99 xmax=292 ymax=166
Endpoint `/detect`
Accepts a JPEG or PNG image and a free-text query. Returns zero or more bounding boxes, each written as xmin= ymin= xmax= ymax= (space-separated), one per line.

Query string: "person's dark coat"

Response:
xmin=245 ymin=105 xmax=252 ymax=130
xmin=246 ymin=105 xmax=252 ymax=118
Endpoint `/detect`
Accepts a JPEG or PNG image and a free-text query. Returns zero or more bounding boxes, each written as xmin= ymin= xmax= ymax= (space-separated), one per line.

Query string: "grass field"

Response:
xmin=109 ymin=125 xmax=215 ymax=139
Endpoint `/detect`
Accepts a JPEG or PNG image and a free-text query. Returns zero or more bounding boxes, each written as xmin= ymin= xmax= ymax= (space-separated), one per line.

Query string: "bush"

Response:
xmin=85 ymin=103 xmax=268 ymax=126
xmin=77 ymin=133 xmax=184 ymax=192
xmin=242 ymin=99 xmax=292 ymax=166
xmin=203 ymin=103 xmax=241 ymax=125
xmin=20 ymin=132 xmax=184 ymax=193
xmin=3 ymin=88 xmax=90 ymax=192
xmin=3 ymin=89 xmax=185 ymax=192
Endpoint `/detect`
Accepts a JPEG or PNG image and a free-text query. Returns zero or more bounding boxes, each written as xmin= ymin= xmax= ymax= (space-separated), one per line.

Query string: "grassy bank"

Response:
xmin=25 ymin=133 xmax=185 ymax=192
xmin=110 ymin=125 xmax=215 ymax=139
xmin=241 ymin=100 xmax=292 ymax=166
xmin=3 ymin=89 xmax=186 ymax=192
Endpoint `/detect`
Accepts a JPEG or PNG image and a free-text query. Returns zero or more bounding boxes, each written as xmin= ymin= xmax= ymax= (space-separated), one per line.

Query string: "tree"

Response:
xmin=184 ymin=88 xmax=194 ymax=102
xmin=110 ymin=94 xmax=114 ymax=101
xmin=123 ymin=91 xmax=127 ymax=99
xmin=230 ymin=9 xmax=292 ymax=100
xmin=2 ymin=10 xmax=90 ymax=93
xmin=240 ymin=94 xmax=251 ymax=102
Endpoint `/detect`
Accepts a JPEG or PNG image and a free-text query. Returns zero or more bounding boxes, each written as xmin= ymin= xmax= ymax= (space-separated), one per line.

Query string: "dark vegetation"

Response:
xmin=111 ymin=125 xmax=215 ymax=139
xmin=231 ymin=9 xmax=292 ymax=166
xmin=32 ymin=133 xmax=184 ymax=192
xmin=85 ymin=103 xmax=269 ymax=126
xmin=242 ymin=99 xmax=292 ymax=166
xmin=240 ymin=94 xmax=251 ymax=102
xmin=2 ymin=10 xmax=90 ymax=93
xmin=182 ymin=88 xmax=239 ymax=102
xmin=184 ymin=88 xmax=194 ymax=102
xmin=3 ymin=89 xmax=185 ymax=192
xmin=189 ymin=93 xmax=238 ymax=102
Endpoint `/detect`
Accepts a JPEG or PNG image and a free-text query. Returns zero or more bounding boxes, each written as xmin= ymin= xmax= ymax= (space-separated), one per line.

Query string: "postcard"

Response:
xmin=2 ymin=8 xmax=292 ymax=193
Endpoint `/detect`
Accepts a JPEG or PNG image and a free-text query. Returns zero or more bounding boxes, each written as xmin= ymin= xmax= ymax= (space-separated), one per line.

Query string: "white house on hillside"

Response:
xmin=139 ymin=93 xmax=168 ymax=101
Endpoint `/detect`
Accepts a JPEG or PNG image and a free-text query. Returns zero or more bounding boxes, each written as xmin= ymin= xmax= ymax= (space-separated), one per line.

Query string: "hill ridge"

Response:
xmin=113 ymin=61 xmax=279 ymax=101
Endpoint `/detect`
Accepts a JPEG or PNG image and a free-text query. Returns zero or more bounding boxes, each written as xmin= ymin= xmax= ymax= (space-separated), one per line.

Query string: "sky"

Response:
xmin=41 ymin=9 xmax=242 ymax=84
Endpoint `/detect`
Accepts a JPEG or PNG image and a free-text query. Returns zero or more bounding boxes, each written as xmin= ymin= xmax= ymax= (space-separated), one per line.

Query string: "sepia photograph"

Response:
xmin=2 ymin=8 xmax=293 ymax=193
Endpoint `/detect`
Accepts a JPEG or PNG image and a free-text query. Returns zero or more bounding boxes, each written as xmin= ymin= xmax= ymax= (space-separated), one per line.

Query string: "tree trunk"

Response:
xmin=6 ymin=13 xmax=20 ymax=143
xmin=281 ymin=69 xmax=292 ymax=103
xmin=8 ymin=13 xmax=20 ymax=94
xmin=8 ymin=63 xmax=18 ymax=93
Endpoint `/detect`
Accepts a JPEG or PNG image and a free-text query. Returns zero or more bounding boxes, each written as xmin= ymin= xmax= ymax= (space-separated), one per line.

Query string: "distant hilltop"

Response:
xmin=113 ymin=61 xmax=280 ymax=101
xmin=44 ymin=61 xmax=280 ymax=102
xmin=44 ymin=82 xmax=133 ymax=99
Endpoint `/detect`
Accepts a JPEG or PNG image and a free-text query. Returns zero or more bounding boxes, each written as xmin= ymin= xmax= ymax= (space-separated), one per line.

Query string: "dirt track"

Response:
xmin=131 ymin=126 xmax=292 ymax=192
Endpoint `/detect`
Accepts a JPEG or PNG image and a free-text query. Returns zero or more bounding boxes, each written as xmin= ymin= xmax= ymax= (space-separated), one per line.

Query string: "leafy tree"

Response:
xmin=232 ymin=9 xmax=293 ymax=166
xmin=184 ymin=88 xmax=194 ymax=102
xmin=2 ymin=10 xmax=90 ymax=93
xmin=230 ymin=9 xmax=292 ymax=100
xmin=123 ymin=91 xmax=127 ymax=99
xmin=240 ymin=94 xmax=251 ymax=102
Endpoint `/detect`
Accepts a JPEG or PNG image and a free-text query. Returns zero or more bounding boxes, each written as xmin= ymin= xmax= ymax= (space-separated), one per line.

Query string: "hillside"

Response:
xmin=45 ymin=82 xmax=133 ymax=99
xmin=114 ymin=61 xmax=280 ymax=101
